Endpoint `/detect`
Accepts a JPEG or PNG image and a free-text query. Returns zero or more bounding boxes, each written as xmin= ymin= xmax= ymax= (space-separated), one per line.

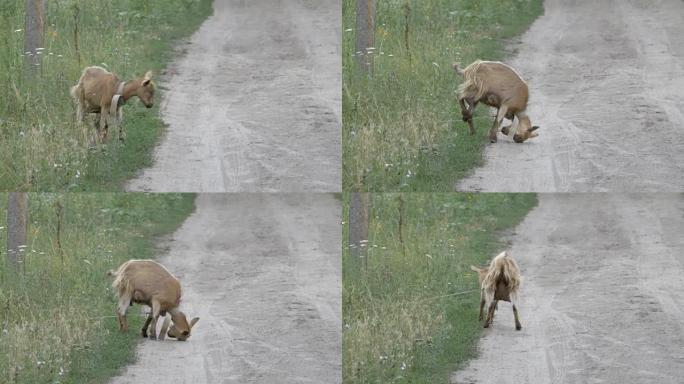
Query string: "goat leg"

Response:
xmin=98 ymin=113 xmax=109 ymax=143
xmin=458 ymin=97 xmax=477 ymax=135
xmin=116 ymin=295 xmax=131 ymax=332
xmin=489 ymin=106 xmax=508 ymax=143
xmin=117 ymin=106 xmax=125 ymax=142
xmin=513 ymin=304 xmax=522 ymax=331
xmin=478 ymin=296 xmax=486 ymax=321
xmin=483 ymin=300 xmax=497 ymax=328
xmin=149 ymin=300 xmax=161 ymax=340
xmin=141 ymin=314 xmax=153 ymax=338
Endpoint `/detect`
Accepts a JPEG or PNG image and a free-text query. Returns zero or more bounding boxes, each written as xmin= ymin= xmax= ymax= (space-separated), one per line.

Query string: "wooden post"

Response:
xmin=6 ymin=193 xmax=29 ymax=271
xmin=355 ymin=0 xmax=375 ymax=74
xmin=24 ymin=0 xmax=45 ymax=75
xmin=349 ymin=193 xmax=370 ymax=269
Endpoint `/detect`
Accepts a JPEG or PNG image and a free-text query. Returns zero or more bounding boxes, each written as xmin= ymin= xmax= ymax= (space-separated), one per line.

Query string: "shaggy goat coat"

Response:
xmin=109 ymin=259 xmax=199 ymax=340
xmin=453 ymin=60 xmax=539 ymax=143
xmin=471 ymin=251 xmax=522 ymax=330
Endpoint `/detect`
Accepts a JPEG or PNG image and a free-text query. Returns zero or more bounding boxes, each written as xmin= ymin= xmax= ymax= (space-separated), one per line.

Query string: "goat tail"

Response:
xmin=483 ymin=251 xmax=522 ymax=292
xmin=456 ymin=60 xmax=486 ymax=100
xmin=109 ymin=261 xmax=134 ymax=298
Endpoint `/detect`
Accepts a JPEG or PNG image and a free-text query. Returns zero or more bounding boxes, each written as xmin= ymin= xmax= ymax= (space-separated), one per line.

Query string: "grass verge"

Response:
xmin=343 ymin=193 xmax=537 ymax=383
xmin=0 ymin=193 xmax=196 ymax=383
xmin=343 ymin=0 xmax=543 ymax=191
xmin=0 ymin=0 xmax=212 ymax=191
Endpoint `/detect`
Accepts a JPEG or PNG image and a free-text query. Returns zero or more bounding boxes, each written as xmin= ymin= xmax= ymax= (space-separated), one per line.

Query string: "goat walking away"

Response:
xmin=471 ymin=251 xmax=522 ymax=330
xmin=108 ymin=259 xmax=199 ymax=341
xmin=453 ymin=60 xmax=539 ymax=143
xmin=70 ymin=66 xmax=155 ymax=143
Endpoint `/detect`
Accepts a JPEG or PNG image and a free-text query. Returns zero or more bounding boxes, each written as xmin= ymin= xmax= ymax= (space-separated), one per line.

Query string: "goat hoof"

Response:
xmin=149 ymin=334 xmax=157 ymax=340
xmin=489 ymin=137 xmax=498 ymax=143
xmin=483 ymin=323 xmax=490 ymax=329
xmin=516 ymin=325 xmax=522 ymax=331
xmin=141 ymin=331 xmax=148 ymax=338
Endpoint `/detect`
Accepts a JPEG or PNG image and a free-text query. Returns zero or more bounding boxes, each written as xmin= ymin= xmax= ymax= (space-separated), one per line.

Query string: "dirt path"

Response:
xmin=126 ymin=0 xmax=341 ymax=192
xmin=451 ymin=194 xmax=684 ymax=384
xmin=457 ymin=0 xmax=684 ymax=192
xmin=110 ymin=194 xmax=341 ymax=383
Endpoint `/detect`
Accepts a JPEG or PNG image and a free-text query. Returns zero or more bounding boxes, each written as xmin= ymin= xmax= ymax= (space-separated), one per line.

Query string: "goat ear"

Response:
xmin=529 ymin=126 xmax=539 ymax=132
xmin=470 ymin=265 xmax=483 ymax=273
xmin=531 ymin=132 xmax=539 ymax=138
xmin=190 ymin=317 xmax=200 ymax=328
xmin=144 ymin=70 xmax=153 ymax=80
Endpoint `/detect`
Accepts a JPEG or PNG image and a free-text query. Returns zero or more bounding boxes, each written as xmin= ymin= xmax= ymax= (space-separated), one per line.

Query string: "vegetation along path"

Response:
xmin=457 ymin=0 xmax=684 ymax=192
xmin=127 ymin=0 xmax=341 ymax=192
xmin=111 ymin=194 xmax=341 ymax=383
xmin=451 ymin=194 xmax=684 ymax=384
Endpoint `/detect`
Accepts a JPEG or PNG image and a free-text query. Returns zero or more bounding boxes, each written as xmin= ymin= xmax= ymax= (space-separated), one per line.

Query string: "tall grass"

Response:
xmin=342 ymin=0 xmax=543 ymax=191
xmin=0 ymin=0 xmax=212 ymax=191
xmin=343 ymin=193 xmax=537 ymax=383
xmin=0 ymin=193 xmax=195 ymax=383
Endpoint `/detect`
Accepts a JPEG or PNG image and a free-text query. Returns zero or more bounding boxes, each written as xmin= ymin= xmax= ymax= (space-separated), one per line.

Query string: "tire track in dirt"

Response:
xmin=457 ymin=0 xmax=684 ymax=192
xmin=110 ymin=194 xmax=341 ymax=383
xmin=126 ymin=0 xmax=341 ymax=192
xmin=451 ymin=194 xmax=684 ymax=384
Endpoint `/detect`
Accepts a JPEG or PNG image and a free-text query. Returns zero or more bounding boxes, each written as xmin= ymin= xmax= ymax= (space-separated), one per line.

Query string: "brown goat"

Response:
xmin=453 ymin=60 xmax=539 ymax=143
xmin=108 ymin=259 xmax=199 ymax=341
xmin=471 ymin=251 xmax=522 ymax=330
xmin=70 ymin=66 xmax=155 ymax=142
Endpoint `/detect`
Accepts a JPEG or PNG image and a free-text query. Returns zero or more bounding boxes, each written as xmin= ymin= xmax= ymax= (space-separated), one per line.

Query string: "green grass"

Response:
xmin=0 ymin=193 xmax=196 ymax=383
xmin=343 ymin=193 xmax=537 ymax=383
xmin=0 ymin=0 xmax=213 ymax=191
xmin=343 ymin=0 xmax=544 ymax=191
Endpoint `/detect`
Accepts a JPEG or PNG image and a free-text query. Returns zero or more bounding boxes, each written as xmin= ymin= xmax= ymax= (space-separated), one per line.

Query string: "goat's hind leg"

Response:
xmin=484 ymin=300 xmax=497 ymax=328
xmin=116 ymin=294 xmax=132 ymax=332
xmin=511 ymin=296 xmax=522 ymax=330
xmin=478 ymin=293 xmax=486 ymax=321
xmin=458 ymin=96 xmax=477 ymax=135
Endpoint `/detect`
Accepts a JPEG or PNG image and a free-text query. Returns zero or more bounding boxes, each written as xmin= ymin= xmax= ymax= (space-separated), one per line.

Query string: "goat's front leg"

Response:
xmin=483 ymin=300 xmax=497 ymax=328
xmin=149 ymin=300 xmax=161 ymax=340
xmin=117 ymin=106 xmax=125 ymax=142
xmin=489 ymin=105 xmax=508 ymax=143
xmin=141 ymin=313 xmax=153 ymax=338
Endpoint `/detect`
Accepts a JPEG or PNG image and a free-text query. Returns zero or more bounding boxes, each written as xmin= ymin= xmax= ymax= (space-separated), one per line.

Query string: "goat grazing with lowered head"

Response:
xmin=453 ymin=60 xmax=539 ymax=143
xmin=108 ymin=259 xmax=199 ymax=341
xmin=470 ymin=251 xmax=522 ymax=330
xmin=70 ymin=66 xmax=155 ymax=143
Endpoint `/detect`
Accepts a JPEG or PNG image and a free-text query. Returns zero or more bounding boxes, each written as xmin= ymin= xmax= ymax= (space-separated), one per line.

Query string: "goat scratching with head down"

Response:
xmin=471 ymin=251 xmax=522 ymax=330
xmin=454 ymin=60 xmax=539 ymax=143
xmin=70 ymin=66 xmax=155 ymax=143
xmin=108 ymin=259 xmax=199 ymax=341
